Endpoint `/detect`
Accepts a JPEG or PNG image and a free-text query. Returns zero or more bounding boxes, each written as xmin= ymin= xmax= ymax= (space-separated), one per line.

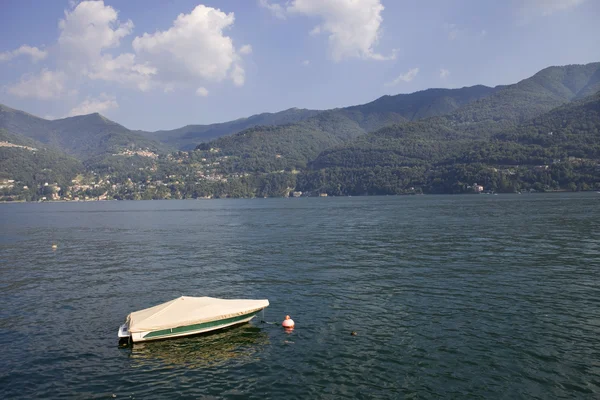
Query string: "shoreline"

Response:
xmin=1 ymin=190 xmax=597 ymax=204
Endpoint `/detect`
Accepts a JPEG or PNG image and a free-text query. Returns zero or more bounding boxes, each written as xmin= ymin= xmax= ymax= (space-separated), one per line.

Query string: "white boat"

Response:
xmin=118 ymin=296 xmax=269 ymax=343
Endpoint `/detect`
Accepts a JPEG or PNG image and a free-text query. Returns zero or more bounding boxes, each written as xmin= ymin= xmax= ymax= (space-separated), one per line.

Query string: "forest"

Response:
xmin=1 ymin=63 xmax=599 ymax=200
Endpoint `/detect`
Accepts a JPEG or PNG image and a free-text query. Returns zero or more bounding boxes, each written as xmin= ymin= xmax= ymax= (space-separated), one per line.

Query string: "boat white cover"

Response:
xmin=127 ymin=296 xmax=269 ymax=333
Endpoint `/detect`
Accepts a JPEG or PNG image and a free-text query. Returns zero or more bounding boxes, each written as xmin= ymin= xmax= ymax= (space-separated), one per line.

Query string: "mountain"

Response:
xmin=308 ymin=62 xmax=600 ymax=170
xmin=197 ymin=62 xmax=600 ymax=174
xmin=199 ymin=111 xmax=370 ymax=172
xmin=489 ymin=90 xmax=600 ymax=160
xmin=0 ymin=104 xmax=170 ymax=161
xmin=141 ymin=107 xmax=322 ymax=150
xmin=309 ymin=121 xmax=466 ymax=170
xmin=0 ymin=80 xmax=505 ymax=163
xmin=0 ymin=129 xmax=83 ymax=192
xmin=146 ymin=85 xmax=498 ymax=152
xmin=194 ymin=84 xmax=502 ymax=171
xmin=2 ymin=61 xmax=600 ymax=201
xmin=341 ymin=84 xmax=497 ymax=130
xmin=444 ymin=62 xmax=600 ymax=135
xmin=298 ymin=88 xmax=600 ymax=195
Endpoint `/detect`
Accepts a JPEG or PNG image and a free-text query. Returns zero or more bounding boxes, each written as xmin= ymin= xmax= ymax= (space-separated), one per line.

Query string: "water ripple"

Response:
xmin=1 ymin=194 xmax=599 ymax=399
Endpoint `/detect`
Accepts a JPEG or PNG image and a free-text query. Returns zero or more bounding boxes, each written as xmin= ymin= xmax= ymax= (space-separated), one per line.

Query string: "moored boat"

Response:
xmin=118 ymin=296 xmax=269 ymax=343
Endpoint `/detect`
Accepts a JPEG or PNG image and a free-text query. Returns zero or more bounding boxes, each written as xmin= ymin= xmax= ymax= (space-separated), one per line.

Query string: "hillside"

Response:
xmin=0 ymin=129 xmax=83 ymax=197
xmin=0 ymin=104 xmax=170 ymax=160
xmin=309 ymin=63 xmax=600 ymax=170
xmin=310 ymin=121 xmax=468 ymax=169
xmin=444 ymin=62 xmax=600 ymax=135
xmin=194 ymin=85 xmax=503 ymax=171
xmin=198 ymin=62 xmax=600 ymax=177
xmin=141 ymin=107 xmax=322 ymax=150
xmin=1 ymin=61 xmax=599 ymax=201
xmin=342 ymin=84 xmax=496 ymax=129
xmin=486 ymin=90 xmax=600 ymax=161
xmin=298 ymin=89 xmax=600 ymax=195
xmin=199 ymin=110 xmax=373 ymax=172
xmin=148 ymin=85 xmax=498 ymax=152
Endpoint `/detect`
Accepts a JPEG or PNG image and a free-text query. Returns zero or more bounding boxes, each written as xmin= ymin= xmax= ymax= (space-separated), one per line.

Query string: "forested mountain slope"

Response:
xmin=298 ymin=88 xmax=600 ymax=195
xmin=141 ymin=107 xmax=322 ymax=150
xmin=0 ymin=129 xmax=83 ymax=191
xmin=0 ymin=104 xmax=170 ymax=160
xmin=2 ymin=62 xmax=599 ymax=200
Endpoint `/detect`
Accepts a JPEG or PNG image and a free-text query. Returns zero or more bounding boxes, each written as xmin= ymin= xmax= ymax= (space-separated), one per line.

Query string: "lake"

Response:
xmin=1 ymin=194 xmax=599 ymax=399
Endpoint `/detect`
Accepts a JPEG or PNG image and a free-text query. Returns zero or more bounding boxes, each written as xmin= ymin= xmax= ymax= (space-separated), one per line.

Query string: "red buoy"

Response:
xmin=282 ymin=315 xmax=295 ymax=329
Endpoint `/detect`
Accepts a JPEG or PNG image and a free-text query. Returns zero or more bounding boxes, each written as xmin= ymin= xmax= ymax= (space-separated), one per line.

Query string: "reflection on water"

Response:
xmin=127 ymin=324 xmax=269 ymax=369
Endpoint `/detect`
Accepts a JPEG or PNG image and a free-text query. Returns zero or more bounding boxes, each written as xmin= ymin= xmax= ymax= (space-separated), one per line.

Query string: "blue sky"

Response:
xmin=0 ymin=0 xmax=599 ymax=131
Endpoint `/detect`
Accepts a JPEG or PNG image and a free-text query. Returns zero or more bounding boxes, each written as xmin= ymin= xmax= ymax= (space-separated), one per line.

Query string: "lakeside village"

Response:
xmin=0 ymin=173 xmax=510 ymax=202
xmin=0 ymin=178 xmax=501 ymax=202
xmin=2 ymin=144 xmax=599 ymax=202
xmin=2 ymin=145 xmax=291 ymax=202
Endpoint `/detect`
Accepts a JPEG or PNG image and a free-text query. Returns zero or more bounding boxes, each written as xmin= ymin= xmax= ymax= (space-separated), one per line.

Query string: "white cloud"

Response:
xmin=4 ymin=1 xmax=249 ymax=105
xmin=196 ymin=87 xmax=209 ymax=97
xmin=309 ymin=25 xmax=321 ymax=36
xmin=521 ymin=0 xmax=586 ymax=16
xmin=302 ymin=60 xmax=310 ymax=66
xmin=55 ymin=1 xmax=155 ymax=90
xmin=444 ymin=23 xmax=459 ymax=41
xmin=239 ymin=44 xmax=253 ymax=55
xmin=58 ymin=1 xmax=247 ymax=91
xmin=259 ymin=0 xmax=287 ymax=19
xmin=67 ymin=93 xmax=118 ymax=116
xmin=28 ymin=0 xmax=146 ymax=94
xmin=385 ymin=67 xmax=419 ymax=86
xmin=88 ymin=53 xmax=156 ymax=91
xmin=263 ymin=0 xmax=392 ymax=61
xmin=0 ymin=45 xmax=48 ymax=63
xmin=132 ymin=5 xmax=246 ymax=87
xmin=230 ymin=64 xmax=245 ymax=87
xmin=7 ymin=69 xmax=67 ymax=100
xmin=163 ymin=83 xmax=176 ymax=93
xmin=58 ymin=0 xmax=133 ymax=69
xmin=443 ymin=23 xmax=489 ymax=41
xmin=440 ymin=68 xmax=450 ymax=79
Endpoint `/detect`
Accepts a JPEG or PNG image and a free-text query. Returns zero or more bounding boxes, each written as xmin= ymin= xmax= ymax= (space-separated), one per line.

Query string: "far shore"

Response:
xmin=2 ymin=190 xmax=598 ymax=204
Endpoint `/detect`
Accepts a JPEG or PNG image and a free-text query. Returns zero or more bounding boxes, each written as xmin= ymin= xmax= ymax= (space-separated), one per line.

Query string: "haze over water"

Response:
xmin=1 ymin=194 xmax=599 ymax=399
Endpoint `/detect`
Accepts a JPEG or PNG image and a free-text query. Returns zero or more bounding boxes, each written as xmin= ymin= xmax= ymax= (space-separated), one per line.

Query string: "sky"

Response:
xmin=0 ymin=0 xmax=599 ymax=131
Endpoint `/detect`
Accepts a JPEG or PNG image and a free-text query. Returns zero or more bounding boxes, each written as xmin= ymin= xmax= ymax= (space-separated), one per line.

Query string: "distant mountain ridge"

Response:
xmin=138 ymin=107 xmax=322 ymax=150
xmin=308 ymin=64 xmax=600 ymax=171
xmin=295 ymin=71 xmax=600 ymax=195
xmin=1 ymin=61 xmax=600 ymax=200
xmin=143 ymin=84 xmax=499 ymax=150
xmin=0 ymin=104 xmax=170 ymax=160
xmin=0 ymin=81 xmax=504 ymax=160
xmin=195 ymin=62 xmax=600 ymax=172
xmin=443 ymin=62 xmax=600 ymax=133
xmin=189 ymin=84 xmax=504 ymax=169
xmin=1 ymin=61 xmax=599 ymax=189
xmin=344 ymin=84 xmax=497 ymax=121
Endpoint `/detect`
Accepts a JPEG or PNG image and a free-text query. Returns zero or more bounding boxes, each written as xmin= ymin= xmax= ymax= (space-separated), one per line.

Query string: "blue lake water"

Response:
xmin=1 ymin=194 xmax=599 ymax=399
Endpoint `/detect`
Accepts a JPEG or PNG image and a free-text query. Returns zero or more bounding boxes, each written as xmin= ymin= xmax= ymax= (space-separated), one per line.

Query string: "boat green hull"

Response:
xmin=131 ymin=311 xmax=260 ymax=342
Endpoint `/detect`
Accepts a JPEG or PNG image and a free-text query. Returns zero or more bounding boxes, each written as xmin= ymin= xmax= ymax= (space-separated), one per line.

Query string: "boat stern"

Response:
xmin=118 ymin=323 xmax=130 ymax=339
